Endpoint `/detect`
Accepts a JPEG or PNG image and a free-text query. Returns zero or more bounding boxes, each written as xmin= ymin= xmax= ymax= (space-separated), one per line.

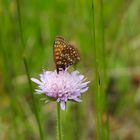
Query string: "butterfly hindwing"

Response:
xmin=61 ymin=44 xmax=80 ymax=65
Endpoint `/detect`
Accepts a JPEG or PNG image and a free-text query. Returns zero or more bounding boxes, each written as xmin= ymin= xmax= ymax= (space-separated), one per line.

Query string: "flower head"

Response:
xmin=31 ymin=70 xmax=90 ymax=110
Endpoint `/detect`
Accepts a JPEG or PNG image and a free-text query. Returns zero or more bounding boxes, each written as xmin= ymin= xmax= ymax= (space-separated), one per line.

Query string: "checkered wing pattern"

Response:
xmin=53 ymin=36 xmax=80 ymax=73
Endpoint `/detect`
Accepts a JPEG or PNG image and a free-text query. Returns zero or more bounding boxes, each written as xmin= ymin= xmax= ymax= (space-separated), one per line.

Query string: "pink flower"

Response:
xmin=31 ymin=70 xmax=90 ymax=110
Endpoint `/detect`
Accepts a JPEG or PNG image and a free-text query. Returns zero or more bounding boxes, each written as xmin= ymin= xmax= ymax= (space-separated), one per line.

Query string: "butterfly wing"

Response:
xmin=53 ymin=36 xmax=80 ymax=73
xmin=61 ymin=44 xmax=80 ymax=66
xmin=53 ymin=37 xmax=68 ymax=73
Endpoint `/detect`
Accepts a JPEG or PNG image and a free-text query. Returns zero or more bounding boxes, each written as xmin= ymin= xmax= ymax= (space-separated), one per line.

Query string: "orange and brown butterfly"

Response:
xmin=53 ymin=36 xmax=80 ymax=74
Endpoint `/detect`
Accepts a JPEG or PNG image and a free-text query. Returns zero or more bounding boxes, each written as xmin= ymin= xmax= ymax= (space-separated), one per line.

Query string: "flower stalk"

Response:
xmin=57 ymin=103 xmax=62 ymax=140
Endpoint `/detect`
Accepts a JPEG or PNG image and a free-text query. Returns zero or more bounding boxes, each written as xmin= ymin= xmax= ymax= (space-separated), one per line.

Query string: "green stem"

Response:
xmin=16 ymin=0 xmax=25 ymax=49
xmin=100 ymin=0 xmax=107 ymax=82
xmin=91 ymin=0 xmax=104 ymax=139
xmin=23 ymin=57 xmax=44 ymax=140
xmin=99 ymin=0 xmax=109 ymax=139
xmin=57 ymin=103 xmax=62 ymax=140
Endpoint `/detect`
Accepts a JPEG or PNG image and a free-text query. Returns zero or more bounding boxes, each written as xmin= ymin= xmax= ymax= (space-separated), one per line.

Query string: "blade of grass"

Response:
xmin=91 ymin=0 xmax=102 ymax=138
xmin=91 ymin=0 xmax=107 ymax=139
xmin=99 ymin=0 xmax=107 ymax=83
xmin=23 ymin=56 xmax=45 ymax=140
xmin=16 ymin=0 xmax=25 ymax=49
xmin=98 ymin=0 xmax=109 ymax=139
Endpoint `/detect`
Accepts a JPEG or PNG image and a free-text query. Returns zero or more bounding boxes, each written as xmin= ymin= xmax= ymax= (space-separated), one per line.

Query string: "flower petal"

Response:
xmin=80 ymin=87 xmax=89 ymax=93
xmin=71 ymin=71 xmax=79 ymax=76
xmin=79 ymin=75 xmax=84 ymax=80
xmin=35 ymin=89 xmax=43 ymax=93
xmin=69 ymin=96 xmax=82 ymax=102
xmin=31 ymin=78 xmax=42 ymax=85
xmin=73 ymin=98 xmax=82 ymax=102
xmin=60 ymin=101 xmax=66 ymax=110
xmin=79 ymin=81 xmax=90 ymax=88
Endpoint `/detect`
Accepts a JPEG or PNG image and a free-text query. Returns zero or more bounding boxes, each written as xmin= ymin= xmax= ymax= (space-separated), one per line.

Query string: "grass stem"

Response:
xmin=91 ymin=0 xmax=107 ymax=139
xmin=23 ymin=57 xmax=44 ymax=140
xmin=16 ymin=0 xmax=25 ymax=49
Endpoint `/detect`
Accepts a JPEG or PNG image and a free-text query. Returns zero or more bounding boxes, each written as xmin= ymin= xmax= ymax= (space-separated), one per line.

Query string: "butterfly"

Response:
xmin=53 ymin=36 xmax=80 ymax=74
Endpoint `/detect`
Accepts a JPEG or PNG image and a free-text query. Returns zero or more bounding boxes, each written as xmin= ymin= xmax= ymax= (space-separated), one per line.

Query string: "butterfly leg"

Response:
xmin=56 ymin=65 xmax=65 ymax=74
xmin=62 ymin=65 xmax=66 ymax=71
xmin=57 ymin=68 xmax=59 ymax=74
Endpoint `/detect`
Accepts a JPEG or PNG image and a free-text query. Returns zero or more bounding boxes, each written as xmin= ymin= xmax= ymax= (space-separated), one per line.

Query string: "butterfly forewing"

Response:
xmin=53 ymin=36 xmax=80 ymax=73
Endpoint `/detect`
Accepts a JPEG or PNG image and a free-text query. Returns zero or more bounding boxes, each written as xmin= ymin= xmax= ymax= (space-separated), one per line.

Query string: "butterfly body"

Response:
xmin=53 ymin=36 xmax=80 ymax=73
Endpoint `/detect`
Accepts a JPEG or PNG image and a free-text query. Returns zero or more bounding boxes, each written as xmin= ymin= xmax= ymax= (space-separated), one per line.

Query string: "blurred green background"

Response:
xmin=0 ymin=0 xmax=140 ymax=139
